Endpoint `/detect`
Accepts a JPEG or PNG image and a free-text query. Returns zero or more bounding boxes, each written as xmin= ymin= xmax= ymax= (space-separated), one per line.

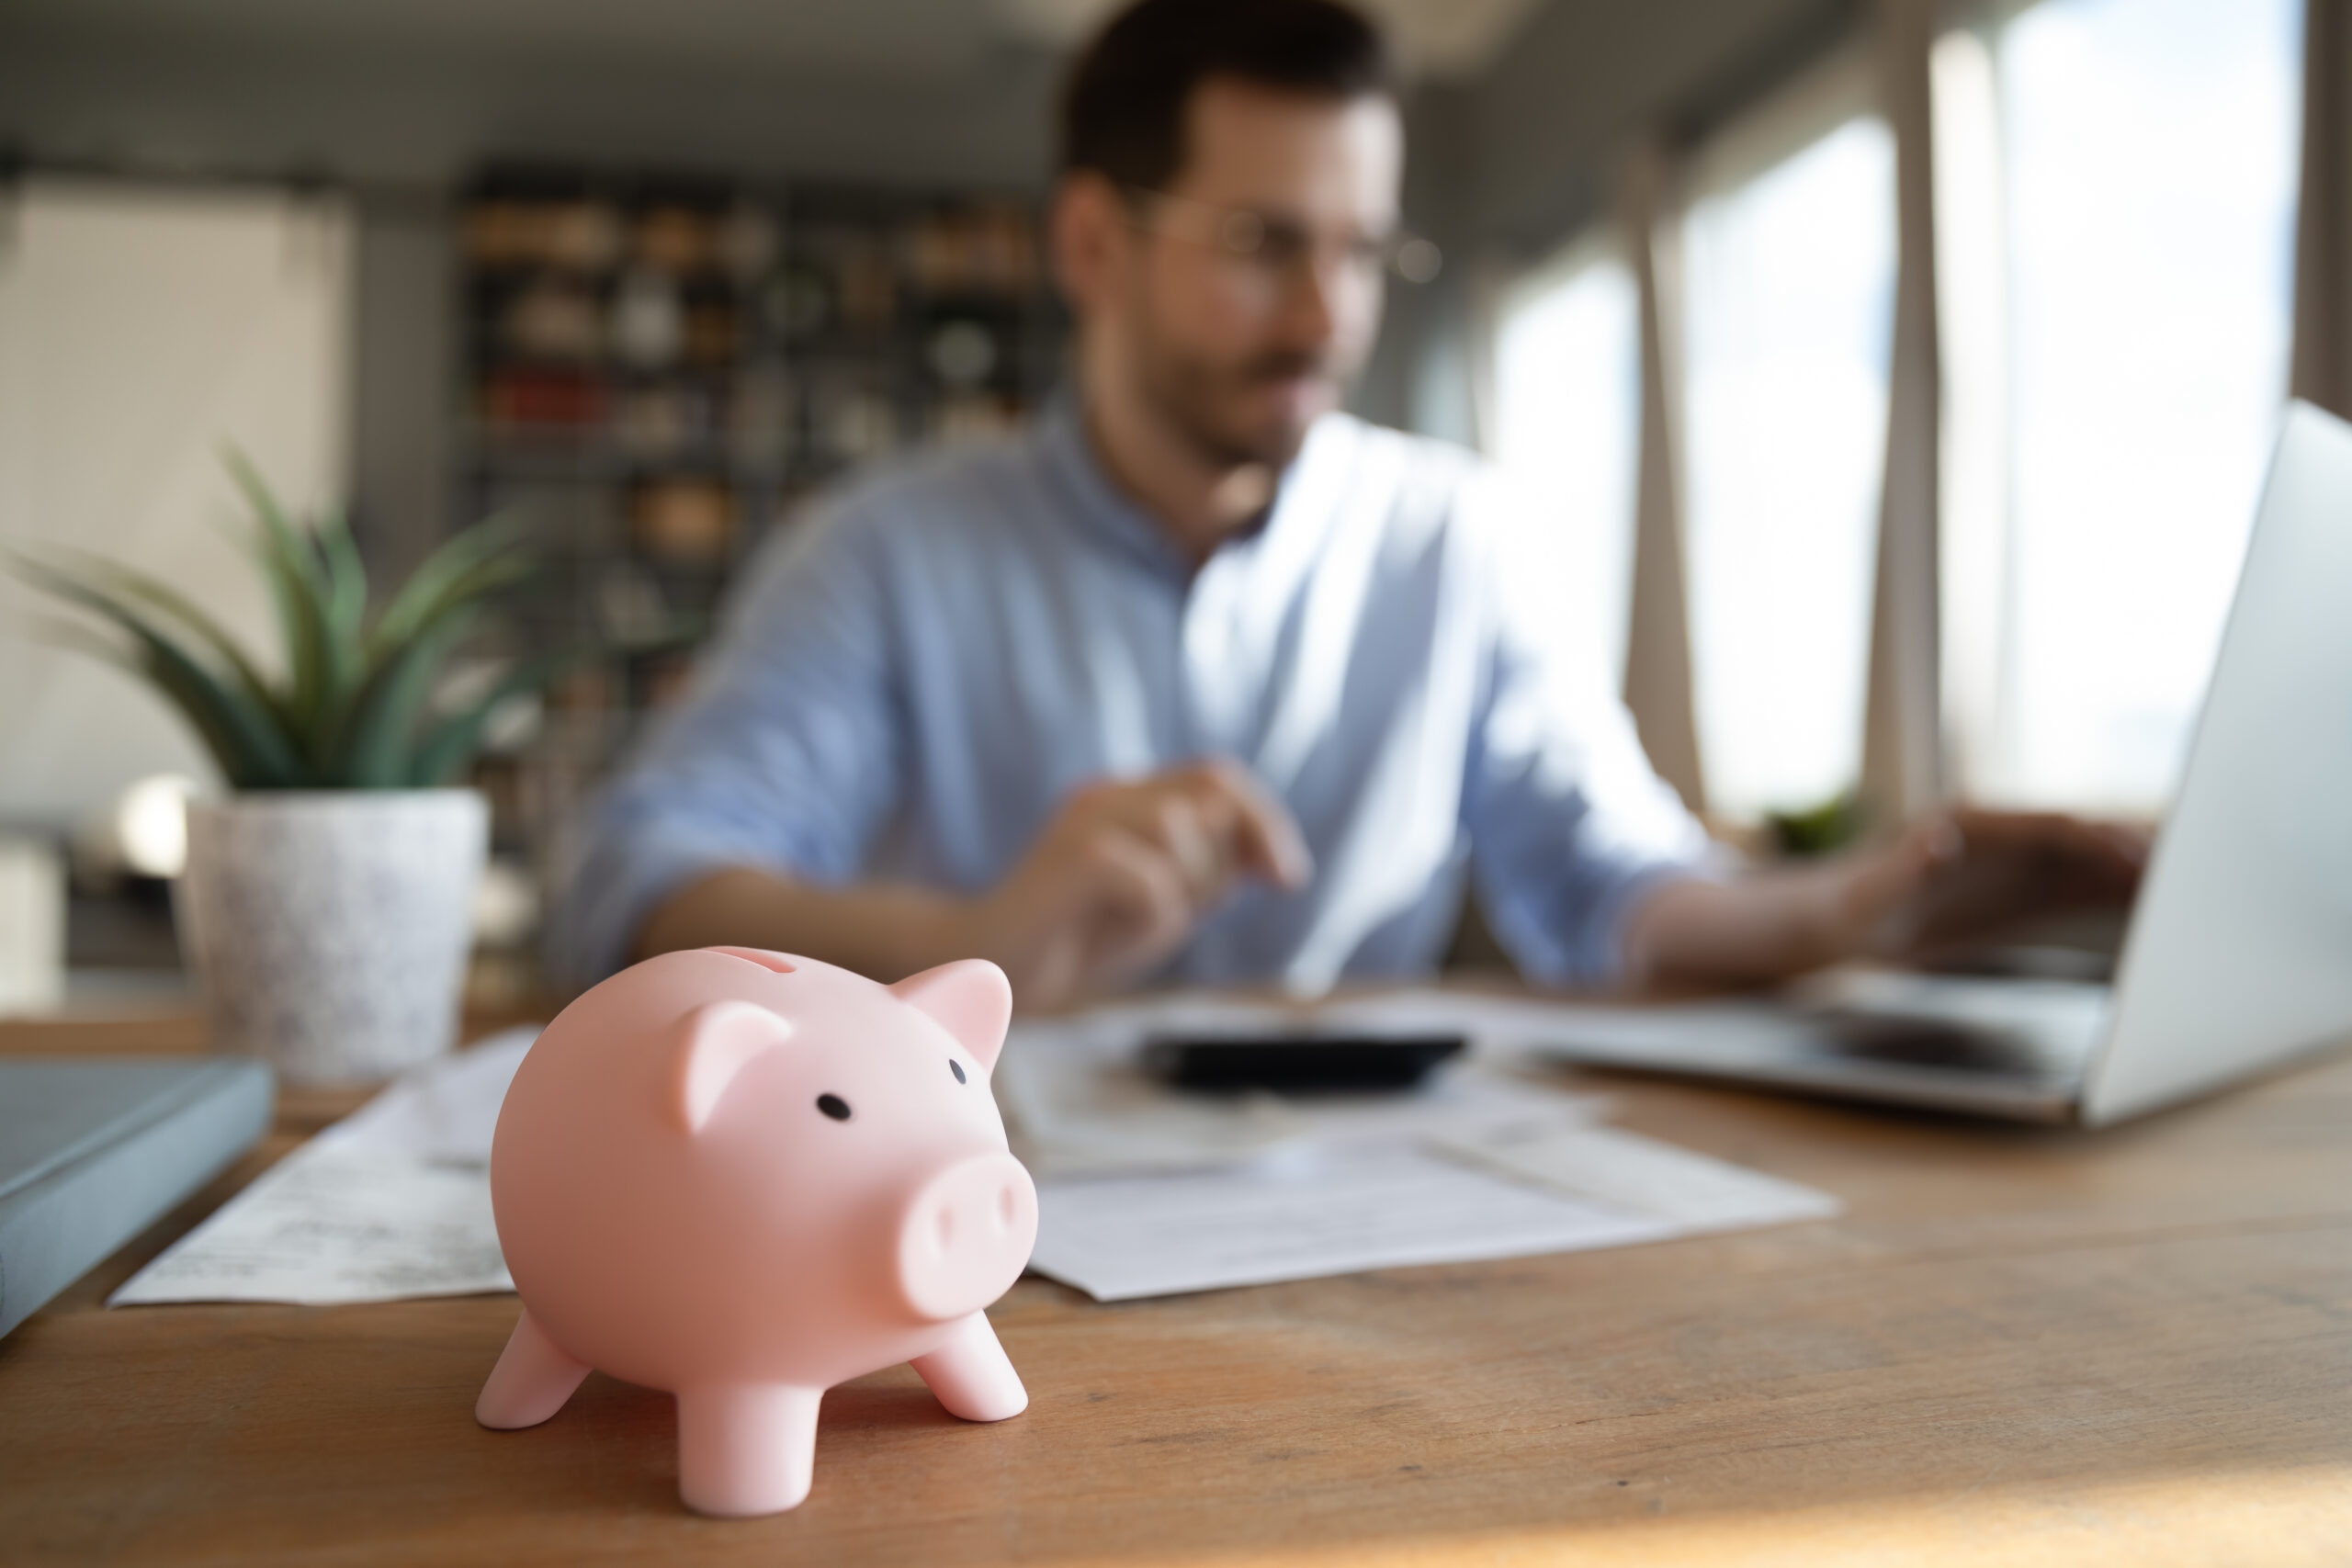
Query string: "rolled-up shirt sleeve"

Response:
xmin=1459 ymin=476 xmax=1726 ymax=989
xmin=547 ymin=499 xmax=902 ymax=987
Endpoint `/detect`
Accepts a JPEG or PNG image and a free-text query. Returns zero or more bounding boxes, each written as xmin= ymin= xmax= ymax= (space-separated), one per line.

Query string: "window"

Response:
xmin=1490 ymin=235 xmax=1641 ymax=691
xmin=1937 ymin=0 xmax=2304 ymax=811
xmin=0 ymin=180 xmax=353 ymax=821
xmin=1485 ymin=2 xmax=2302 ymax=828
xmin=1679 ymin=73 xmax=1897 ymax=821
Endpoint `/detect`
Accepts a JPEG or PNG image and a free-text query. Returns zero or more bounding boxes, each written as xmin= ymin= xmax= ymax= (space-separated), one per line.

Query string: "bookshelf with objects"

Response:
xmin=452 ymin=166 xmax=1068 ymax=976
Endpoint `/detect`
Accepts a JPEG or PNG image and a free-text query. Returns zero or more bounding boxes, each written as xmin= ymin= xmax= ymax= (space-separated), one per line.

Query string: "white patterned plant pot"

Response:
xmin=177 ymin=791 xmax=489 ymax=1086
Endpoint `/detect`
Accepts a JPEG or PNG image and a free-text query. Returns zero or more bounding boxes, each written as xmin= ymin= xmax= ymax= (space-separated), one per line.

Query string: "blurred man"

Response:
xmin=553 ymin=0 xmax=2138 ymax=1006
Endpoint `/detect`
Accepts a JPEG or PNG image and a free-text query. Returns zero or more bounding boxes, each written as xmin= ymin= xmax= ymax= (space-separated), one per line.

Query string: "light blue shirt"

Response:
xmin=552 ymin=399 xmax=1714 ymax=993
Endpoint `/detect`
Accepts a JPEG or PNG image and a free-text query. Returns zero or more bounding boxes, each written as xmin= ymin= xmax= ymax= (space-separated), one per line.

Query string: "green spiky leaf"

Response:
xmin=20 ymin=452 xmax=586 ymax=792
xmin=408 ymin=645 xmax=591 ymax=786
xmin=367 ymin=513 xmax=529 ymax=661
xmin=11 ymin=555 xmax=309 ymax=788
xmin=38 ymin=547 xmax=291 ymax=730
xmin=25 ymin=616 xmax=140 ymax=671
xmin=221 ymin=446 xmax=335 ymax=738
xmin=328 ymin=606 xmax=482 ymax=788
xmin=318 ymin=505 xmax=370 ymax=708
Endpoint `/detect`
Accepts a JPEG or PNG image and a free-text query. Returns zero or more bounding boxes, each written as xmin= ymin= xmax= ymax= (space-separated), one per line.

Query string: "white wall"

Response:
xmin=0 ymin=178 xmax=353 ymax=826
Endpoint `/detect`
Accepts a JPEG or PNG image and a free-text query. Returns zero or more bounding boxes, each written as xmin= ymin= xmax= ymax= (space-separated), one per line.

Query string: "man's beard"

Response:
xmin=1137 ymin=340 xmax=1337 ymax=472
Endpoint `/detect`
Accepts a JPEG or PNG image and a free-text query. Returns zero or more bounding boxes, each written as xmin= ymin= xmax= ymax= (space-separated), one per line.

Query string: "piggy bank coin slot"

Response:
xmin=949 ymin=1059 xmax=967 ymax=1084
xmin=707 ymin=945 xmax=798 ymax=975
xmin=817 ymin=1093 xmax=852 ymax=1122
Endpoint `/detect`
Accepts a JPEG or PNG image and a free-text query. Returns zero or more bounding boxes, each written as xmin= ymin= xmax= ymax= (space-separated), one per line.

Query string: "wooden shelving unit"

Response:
xmin=450 ymin=165 xmax=1068 ymax=908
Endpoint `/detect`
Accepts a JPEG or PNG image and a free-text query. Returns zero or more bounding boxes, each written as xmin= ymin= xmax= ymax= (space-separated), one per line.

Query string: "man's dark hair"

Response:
xmin=1058 ymin=0 xmax=1397 ymax=190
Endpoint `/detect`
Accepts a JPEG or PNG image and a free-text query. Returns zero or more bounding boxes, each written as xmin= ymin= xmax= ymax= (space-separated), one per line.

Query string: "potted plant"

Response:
xmin=14 ymin=453 xmax=566 ymax=1084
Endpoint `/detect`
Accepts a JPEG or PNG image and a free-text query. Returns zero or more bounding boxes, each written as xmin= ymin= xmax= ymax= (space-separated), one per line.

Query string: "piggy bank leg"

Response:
xmin=675 ymin=1383 xmax=823 ymax=1517
xmin=476 ymin=1308 xmax=592 ymax=1429
xmin=911 ymin=1310 xmax=1028 ymax=1423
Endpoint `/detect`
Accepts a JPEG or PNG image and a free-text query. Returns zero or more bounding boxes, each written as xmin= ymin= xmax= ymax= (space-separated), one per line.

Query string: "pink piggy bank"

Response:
xmin=474 ymin=946 xmax=1039 ymax=1517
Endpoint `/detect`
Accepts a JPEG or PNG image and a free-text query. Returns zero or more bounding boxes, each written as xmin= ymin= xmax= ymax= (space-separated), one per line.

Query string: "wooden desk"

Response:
xmin=4 ymin=1016 xmax=2349 ymax=1566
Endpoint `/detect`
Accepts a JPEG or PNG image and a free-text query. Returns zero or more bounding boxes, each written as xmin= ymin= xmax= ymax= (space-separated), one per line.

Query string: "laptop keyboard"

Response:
xmin=1792 ymin=973 xmax=2112 ymax=1083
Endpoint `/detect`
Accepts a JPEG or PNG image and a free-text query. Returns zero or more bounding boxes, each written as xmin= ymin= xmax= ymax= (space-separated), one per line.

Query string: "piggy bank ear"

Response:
xmin=889 ymin=959 xmax=1013 ymax=1072
xmin=667 ymin=999 xmax=796 ymax=1134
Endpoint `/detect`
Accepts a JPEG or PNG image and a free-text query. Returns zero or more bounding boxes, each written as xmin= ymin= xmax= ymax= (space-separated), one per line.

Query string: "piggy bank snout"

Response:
xmin=893 ymin=1153 xmax=1038 ymax=1323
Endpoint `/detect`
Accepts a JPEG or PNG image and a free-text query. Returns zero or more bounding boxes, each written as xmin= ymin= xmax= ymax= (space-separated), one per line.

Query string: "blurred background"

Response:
xmin=0 ymin=0 xmax=2330 ymax=1010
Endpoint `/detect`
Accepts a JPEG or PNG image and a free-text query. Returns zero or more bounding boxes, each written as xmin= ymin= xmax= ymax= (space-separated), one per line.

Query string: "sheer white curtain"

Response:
xmin=1679 ymin=69 xmax=1898 ymax=822
xmin=1490 ymin=237 xmax=1642 ymax=694
xmin=1487 ymin=0 xmax=2305 ymax=829
xmin=1937 ymin=0 xmax=2305 ymax=812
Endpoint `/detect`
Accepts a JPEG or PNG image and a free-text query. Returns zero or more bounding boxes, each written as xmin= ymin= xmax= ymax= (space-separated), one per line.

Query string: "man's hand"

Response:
xmin=1624 ymin=808 xmax=2150 ymax=991
xmin=957 ymin=761 xmax=1313 ymax=1010
xmin=629 ymin=759 xmax=1308 ymax=1010
xmin=1827 ymin=808 xmax=2148 ymax=963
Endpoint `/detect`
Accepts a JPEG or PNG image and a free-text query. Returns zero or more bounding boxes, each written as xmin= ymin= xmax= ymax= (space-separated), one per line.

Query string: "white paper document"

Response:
xmin=999 ymin=1004 xmax=1611 ymax=1179
xmin=109 ymin=1027 xmax=538 ymax=1308
xmin=1031 ymin=1143 xmax=1671 ymax=1302
xmin=107 ymin=1142 xmax=514 ymax=1306
xmin=1009 ymin=992 xmax=1841 ymax=1301
xmin=110 ymin=990 xmax=1843 ymax=1310
xmin=1027 ymin=1122 xmax=1838 ymax=1302
xmin=1434 ymin=1122 xmax=1842 ymax=1233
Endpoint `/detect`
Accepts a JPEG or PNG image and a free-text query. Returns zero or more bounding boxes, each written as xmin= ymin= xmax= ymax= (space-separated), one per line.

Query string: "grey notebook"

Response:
xmin=0 ymin=1056 xmax=275 ymax=1338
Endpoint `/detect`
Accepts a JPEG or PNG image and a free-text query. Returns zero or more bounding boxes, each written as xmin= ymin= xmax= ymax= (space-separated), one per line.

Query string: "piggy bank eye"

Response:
xmin=816 ymin=1093 xmax=852 ymax=1122
xmin=949 ymin=1059 xmax=967 ymax=1085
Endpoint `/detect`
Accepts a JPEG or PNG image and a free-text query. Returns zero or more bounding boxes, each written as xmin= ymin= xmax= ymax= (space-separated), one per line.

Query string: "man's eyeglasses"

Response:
xmin=1122 ymin=186 xmax=1443 ymax=288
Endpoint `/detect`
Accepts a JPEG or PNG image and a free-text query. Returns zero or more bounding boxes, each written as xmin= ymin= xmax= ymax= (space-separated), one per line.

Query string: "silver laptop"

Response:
xmin=1544 ymin=400 xmax=2352 ymax=1125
